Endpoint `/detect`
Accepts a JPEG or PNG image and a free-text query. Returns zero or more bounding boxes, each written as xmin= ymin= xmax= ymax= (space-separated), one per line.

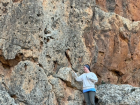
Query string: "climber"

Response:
xmin=73 ymin=64 xmax=98 ymax=105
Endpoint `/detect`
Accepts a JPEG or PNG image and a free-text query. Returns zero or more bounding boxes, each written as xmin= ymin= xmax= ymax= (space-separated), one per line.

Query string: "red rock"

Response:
xmin=96 ymin=0 xmax=140 ymax=21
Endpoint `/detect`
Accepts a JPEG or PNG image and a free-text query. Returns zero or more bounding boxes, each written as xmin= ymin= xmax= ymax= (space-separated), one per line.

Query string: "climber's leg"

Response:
xmin=83 ymin=92 xmax=91 ymax=105
xmin=89 ymin=91 xmax=96 ymax=105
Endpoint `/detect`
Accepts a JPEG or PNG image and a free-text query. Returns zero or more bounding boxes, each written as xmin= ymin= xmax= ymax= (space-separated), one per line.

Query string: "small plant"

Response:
xmin=101 ymin=80 xmax=106 ymax=84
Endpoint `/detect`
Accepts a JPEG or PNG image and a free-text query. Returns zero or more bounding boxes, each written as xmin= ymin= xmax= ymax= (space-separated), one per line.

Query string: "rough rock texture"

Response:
xmin=0 ymin=90 xmax=17 ymax=105
xmin=96 ymin=84 xmax=140 ymax=105
xmin=0 ymin=83 xmax=17 ymax=105
xmin=48 ymin=75 xmax=84 ymax=105
xmin=96 ymin=0 xmax=140 ymax=21
xmin=92 ymin=7 xmax=140 ymax=87
xmin=0 ymin=0 xmax=140 ymax=105
xmin=8 ymin=61 xmax=53 ymax=105
xmin=0 ymin=0 xmax=96 ymax=104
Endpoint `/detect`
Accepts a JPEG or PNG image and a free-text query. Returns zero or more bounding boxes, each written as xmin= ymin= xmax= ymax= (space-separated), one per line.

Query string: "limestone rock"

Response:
xmin=96 ymin=0 xmax=140 ymax=21
xmin=7 ymin=61 xmax=52 ymax=105
xmin=0 ymin=83 xmax=18 ymax=105
xmin=48 ymin=76 xmax=84 ymax=105
xmin=39 ymin=0 xmax=97 ymax=75
xmin=0 ymin=89 xmax=18 ymax=105
xmin=96 ymin=84 xmax=140 ymax=105
xmin=55 ymin=67 xmax=82 ymax=90
xmin=0 ymin=0 xmax=140 ymax=105
xmin=0 ymin=0 xmax=97 ymax=104
xmin=92 ymin=7 xmax=140 ymax=87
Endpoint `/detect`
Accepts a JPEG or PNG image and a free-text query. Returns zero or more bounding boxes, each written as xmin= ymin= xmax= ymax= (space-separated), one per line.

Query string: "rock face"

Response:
xmin=0 ymin=0 xmax=96 ymax=104
xmin=96 ymin=84 xmax=140 ymax=105
xmin=96 ymin=0 xmax=140 ymax=21
xmin=0 ymin=83 xmax=17 ymax=105
xmin=0 ymin=0 xmax=140 ymax=105
xmin=92 ymin=7 xmax=140 ymax=87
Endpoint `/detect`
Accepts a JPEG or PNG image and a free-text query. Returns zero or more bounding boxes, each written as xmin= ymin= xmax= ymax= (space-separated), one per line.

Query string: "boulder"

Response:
xmin=96 ymin=84 xmax=140 ymax=105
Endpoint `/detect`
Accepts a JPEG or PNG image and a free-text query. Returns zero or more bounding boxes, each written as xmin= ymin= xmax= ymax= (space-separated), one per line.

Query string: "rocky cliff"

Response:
xmin=0 ymin=0 xmax=140 ymax=105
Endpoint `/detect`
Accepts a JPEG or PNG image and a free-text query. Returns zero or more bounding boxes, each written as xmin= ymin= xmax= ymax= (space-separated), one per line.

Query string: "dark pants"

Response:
xmin=83 ymin=91 xmax=96 ymax=105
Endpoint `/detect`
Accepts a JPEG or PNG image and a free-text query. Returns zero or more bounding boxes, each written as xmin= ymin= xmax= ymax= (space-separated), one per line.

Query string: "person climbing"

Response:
xmin=73 ymin=64 xmax=98 ymax=105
